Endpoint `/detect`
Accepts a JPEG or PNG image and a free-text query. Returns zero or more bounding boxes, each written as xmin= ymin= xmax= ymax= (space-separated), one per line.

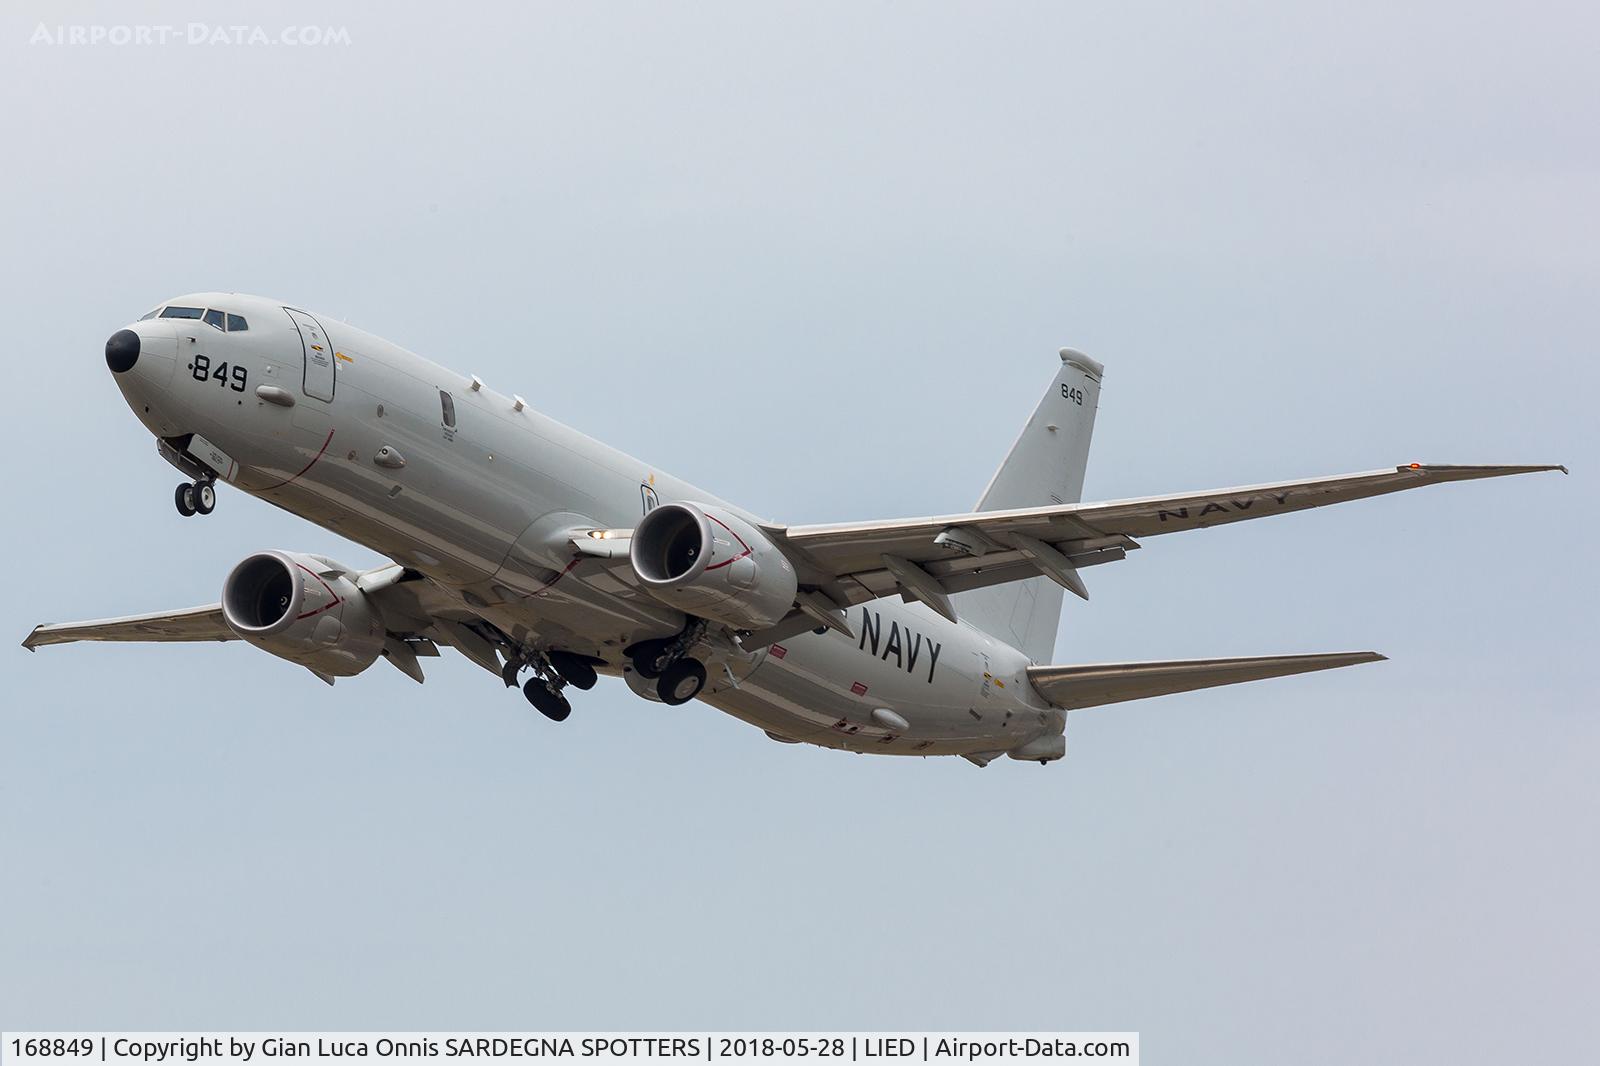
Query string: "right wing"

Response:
xmin=21 ymin=566 xmax=481 ymax=685
xmin=1027 ymin=651 xmax=1386 ymax=710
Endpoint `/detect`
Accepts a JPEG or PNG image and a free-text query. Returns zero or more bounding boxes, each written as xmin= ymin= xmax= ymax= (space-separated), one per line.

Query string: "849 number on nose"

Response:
xmin=192 ymin=353 xmax=247 ymax=392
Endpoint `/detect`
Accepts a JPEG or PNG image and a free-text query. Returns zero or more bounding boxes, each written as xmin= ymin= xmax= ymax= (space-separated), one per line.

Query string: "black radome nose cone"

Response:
xmin=106 ymin=329 xmax=140 ymax=373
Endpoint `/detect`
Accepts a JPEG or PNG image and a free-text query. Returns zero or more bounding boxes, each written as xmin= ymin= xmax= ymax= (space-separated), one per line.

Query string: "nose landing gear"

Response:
xmin=174 ymin=479 xmax=216 ymax=517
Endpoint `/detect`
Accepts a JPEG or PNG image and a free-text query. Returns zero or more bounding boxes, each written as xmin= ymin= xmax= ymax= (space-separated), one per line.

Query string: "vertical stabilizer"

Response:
xmin=952 ymin=349 xmax=1102 ymax=661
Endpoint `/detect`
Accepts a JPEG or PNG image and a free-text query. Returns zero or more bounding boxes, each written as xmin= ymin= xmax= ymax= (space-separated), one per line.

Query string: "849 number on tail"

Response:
xmin=192 ymin=354 xmax=247 ymax=392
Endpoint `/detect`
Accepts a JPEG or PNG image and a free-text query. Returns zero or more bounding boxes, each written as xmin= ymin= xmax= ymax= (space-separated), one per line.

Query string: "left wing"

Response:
xmin=755 ymin=463 xmax=1565 ymax=625
xmin=23 ymin=605 xmax=235 ymax=649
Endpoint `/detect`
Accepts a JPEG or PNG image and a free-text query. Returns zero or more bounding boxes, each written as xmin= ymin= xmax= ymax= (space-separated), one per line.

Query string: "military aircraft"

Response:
xmin=23 ymin=293 xmax=1565 ymax=765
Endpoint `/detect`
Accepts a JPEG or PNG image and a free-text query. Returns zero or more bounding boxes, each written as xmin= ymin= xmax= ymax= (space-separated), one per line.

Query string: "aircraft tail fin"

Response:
xmin=952 ymin=350 xmax=1102 ymax=661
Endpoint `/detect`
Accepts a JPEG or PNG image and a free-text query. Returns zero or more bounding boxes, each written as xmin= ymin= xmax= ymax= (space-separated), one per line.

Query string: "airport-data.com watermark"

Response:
xmin=29 ymin=23 xmax=351 ymax=47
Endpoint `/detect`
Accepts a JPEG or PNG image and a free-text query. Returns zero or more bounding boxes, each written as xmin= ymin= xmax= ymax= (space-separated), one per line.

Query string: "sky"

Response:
xmin=1 ymin=1 xmax=1595 ymax=1061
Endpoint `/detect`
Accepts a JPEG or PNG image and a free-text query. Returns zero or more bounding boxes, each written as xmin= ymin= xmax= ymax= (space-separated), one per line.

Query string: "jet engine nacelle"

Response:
xmin=221 ymin=550 xmax=385 ymax=676
xmin=630 ymin=502 xmax=798 ymax=630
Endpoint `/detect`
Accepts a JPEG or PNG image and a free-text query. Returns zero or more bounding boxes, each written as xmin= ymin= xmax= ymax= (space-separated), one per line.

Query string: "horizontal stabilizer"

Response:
xmin=1027 ymin=651 xmax=1385 ymax=710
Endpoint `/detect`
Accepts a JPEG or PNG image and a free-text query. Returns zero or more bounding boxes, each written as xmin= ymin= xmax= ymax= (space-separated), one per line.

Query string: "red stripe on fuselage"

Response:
xmin=261 ymin=429 xmax=335 ymax=492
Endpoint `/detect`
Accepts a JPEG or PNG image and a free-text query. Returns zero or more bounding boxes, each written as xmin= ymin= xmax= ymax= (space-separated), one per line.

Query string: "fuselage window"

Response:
xmin=226 ymin=313 xmax=248 ymax=332
xmin=160 ymin=306 xmax=204 ymax=320
xmin=440 ymin=390 xmax=457 ymax=429
xmin=138 ymin=308 xmax=160 ymax=321
xmin=204 ymin=309 xmax=226 ymax=331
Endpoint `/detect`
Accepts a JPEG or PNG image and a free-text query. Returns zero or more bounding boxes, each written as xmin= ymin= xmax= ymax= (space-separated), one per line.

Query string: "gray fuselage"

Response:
xmin=108 ymin=292 xmax=1056 ymax=759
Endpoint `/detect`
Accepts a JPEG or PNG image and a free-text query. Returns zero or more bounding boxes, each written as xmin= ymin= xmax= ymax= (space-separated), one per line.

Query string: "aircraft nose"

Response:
xmin=106 ymin=329 xmax=140 ymax=373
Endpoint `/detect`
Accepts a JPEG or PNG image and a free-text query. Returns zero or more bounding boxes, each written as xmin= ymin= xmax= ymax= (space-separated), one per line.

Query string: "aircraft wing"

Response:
xmin=1027 ymin=651 xmax=1386 ymax=710
xmin=20 ymin=566 xmax=459 ymax=684
xmin=23 ymin=605 xmax=235 ymax=648
xmin=760 ymin=464 xmax=1565 ymax=623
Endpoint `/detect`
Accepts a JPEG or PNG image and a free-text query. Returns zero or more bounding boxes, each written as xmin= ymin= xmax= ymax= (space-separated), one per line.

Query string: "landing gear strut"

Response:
xmin=174 ymin=479 xmax=216 ymax=517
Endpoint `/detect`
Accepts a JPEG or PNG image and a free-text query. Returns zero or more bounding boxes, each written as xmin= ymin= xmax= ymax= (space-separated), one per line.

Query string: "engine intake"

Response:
xmin=222 ymin=550 xmax=385 ymax=676
xmin=630 ymin=502 xmax=797 ymax=630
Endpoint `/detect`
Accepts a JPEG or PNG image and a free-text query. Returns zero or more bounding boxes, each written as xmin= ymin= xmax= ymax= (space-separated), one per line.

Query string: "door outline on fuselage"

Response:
xmin=284 ymin=307 xmax=335 ymax=402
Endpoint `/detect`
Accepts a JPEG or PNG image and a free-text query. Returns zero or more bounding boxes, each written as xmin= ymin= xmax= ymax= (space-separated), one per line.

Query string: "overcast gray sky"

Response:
xmin=1 ymin=2 xmax=1594 ymax=1061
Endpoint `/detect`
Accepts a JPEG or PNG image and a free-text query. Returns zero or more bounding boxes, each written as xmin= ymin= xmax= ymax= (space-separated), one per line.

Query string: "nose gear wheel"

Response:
xmin=174 ymin=479 xmax=217 ymax=517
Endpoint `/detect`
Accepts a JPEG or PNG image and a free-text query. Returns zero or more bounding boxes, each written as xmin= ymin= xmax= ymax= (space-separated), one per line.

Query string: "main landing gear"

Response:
xmin=522 ymin=676 xmax=572 ymax=722
xmin=174 ymin=479 xmax=216 ymax=517
xmin=502 ymin=648 xmax=606 ymax=723
xmin=626 ymin=621 xmax=709 ymax=706
xmin=503 ymin=622 xmax=713 ymax=722
xmin=655 ymin=658 xmax=707 ymax=706
xmin=547 ymin=650 xmax=600 ymax=691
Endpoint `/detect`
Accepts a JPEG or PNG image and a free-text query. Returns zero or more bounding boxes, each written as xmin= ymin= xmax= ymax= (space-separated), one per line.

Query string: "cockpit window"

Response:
xmin=226 ymin=313 xmax=248 ymax=332
xmin=204 ymin=309 xmax=226 ymax=331
xmin=160 ymin=306 xmax=204 ymax=320
xmin=139 ymin=308 xmax=160 ymax=321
